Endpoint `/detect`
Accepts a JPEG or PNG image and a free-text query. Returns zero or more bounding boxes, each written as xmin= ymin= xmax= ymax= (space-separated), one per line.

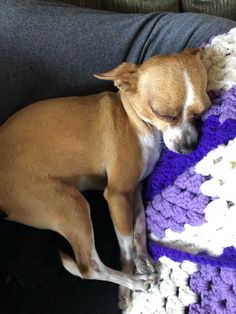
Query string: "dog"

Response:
xmin=0 ymin=48 xmax=210 ymax=309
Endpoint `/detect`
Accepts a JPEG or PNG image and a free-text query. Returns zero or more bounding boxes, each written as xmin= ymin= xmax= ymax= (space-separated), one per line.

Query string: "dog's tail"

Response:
xmin=58 ymin=250 xmax=82 ymax=277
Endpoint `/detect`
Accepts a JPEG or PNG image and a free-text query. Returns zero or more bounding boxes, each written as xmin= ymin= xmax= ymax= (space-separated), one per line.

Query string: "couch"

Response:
xmin=0 ymin=1 xmax=235 ymax=314
xmin=58 ymin=0 xmax=236 ymax=20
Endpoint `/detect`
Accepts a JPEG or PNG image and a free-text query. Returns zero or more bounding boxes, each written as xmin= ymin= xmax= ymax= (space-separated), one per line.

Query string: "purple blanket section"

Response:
xmin=145 ymin=86 xmax=236 ymax=268
xmin=190 ymin=265 xmax=236 ymax=313
xmin=144 ymin=86 xmax=236 ymax=201
xmin=149 ymin=243 xmax=236 ymax=270
xmin=143 ymin=36 xmax=236 ymax=313
xmin=146 ymin=167 xmax=210 ymax=238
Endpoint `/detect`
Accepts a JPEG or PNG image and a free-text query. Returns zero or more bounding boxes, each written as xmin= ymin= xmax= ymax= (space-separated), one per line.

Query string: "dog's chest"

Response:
xmin=138 ymin=129 xmax=162 ymax=180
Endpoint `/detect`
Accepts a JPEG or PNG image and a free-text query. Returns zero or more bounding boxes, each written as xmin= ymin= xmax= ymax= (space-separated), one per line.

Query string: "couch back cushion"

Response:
xmin=180 ymin=0 xmax=236 ymax=21
xmin=60 ymin=0 xmax=180 ymax=13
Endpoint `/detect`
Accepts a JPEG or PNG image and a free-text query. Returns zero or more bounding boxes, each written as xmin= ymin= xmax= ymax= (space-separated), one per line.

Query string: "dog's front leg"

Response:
xmin=104 ymin=186 xmax=134 ymax=310
xmin=133 ymin=183 xmax=156 ymax=274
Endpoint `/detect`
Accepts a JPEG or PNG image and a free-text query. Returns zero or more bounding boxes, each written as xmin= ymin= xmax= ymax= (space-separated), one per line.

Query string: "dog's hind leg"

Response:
xmin=4 ymin=181 xmax=94 ymax=278
xmin=5 ymin=180 xmax=152 ymax=297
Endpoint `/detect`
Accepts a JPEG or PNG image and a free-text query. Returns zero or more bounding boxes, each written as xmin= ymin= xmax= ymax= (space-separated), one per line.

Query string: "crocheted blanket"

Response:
xmin=126 ymin=28 xmax=236 ymax=314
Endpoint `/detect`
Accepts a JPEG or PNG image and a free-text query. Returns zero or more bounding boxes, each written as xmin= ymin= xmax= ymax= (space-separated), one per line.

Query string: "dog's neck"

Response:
xmin=118 ymin=91 xmax=162 ymax=181
xmin=118 ymin=91 xmax=152 ymax=136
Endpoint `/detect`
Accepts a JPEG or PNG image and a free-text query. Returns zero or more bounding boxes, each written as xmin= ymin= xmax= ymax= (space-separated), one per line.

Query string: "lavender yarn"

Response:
xmin=145 ymin=85 xmax=236 ymax=239
xmin=206 ymin=86 xmax=236 ymax=124
xmin=190 ymin=265 xmax=236 ymax=314
xmin=145 ymin=86 xmax=236 ymax=202
xmin=146 ymin=167 xmax=209 ymax=238
xmin=145 ymin=83 xmax=236 ymax=313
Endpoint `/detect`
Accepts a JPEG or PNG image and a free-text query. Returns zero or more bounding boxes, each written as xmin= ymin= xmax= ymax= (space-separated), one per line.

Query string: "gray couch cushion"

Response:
xmin=1 ymin=0 xmax=235 ymax=126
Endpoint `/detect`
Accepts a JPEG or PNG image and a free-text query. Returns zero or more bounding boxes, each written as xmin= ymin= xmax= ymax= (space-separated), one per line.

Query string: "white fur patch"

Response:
xmin=162 ymin=72 xmax=195 ymax=152
xmin=163 ymin=125 xmax=183 ymax=153
xmin=139 ymin=129 xmax=162 ymax=180
xmin=115 ymin=229 xmax=133 ymax=260
xmin=59 ymin=250 xmax=82 ymax=277
xmin=183 ymin=72 xmax=194 ymax=121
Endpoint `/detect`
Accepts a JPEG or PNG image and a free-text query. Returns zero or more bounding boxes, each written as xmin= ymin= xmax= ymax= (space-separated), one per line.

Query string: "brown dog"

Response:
xmin=0 ymin=49 xmax=210 ymax=309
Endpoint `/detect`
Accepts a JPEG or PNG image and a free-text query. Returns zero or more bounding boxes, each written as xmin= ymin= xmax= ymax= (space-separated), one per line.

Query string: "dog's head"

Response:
xmin=94 ymin=48 xmax=211 ymax=154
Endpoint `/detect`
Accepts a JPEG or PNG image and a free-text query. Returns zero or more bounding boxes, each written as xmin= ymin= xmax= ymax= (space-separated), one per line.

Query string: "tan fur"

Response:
xmin=0 ymin=49 xmax=210 ymax=309
xmin=120 ymin=49 xmax=210 ymax=134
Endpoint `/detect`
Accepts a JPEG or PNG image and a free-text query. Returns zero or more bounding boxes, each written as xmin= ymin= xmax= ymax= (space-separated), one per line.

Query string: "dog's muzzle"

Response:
xmin=163 ymin=123 xmax=198 ymax=155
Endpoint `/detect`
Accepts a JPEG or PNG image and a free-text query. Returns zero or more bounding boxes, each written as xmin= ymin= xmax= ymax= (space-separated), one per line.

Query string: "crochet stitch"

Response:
xmin=125 ymin=28 xmax=236 ymax=314
xmin=190 ymin=265 xmax=236 ymax=314
xmin=145 ymin=91 xmax=236 ymax=202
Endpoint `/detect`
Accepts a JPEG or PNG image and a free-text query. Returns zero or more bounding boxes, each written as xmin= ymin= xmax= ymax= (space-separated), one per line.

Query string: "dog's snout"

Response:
xmin=175 ymin=141 xmax=196 ymax=154
xmin=162 ymin=120 xmax=199 ymax=155
xmin=174 ymin=134 xmax=197 ymax=154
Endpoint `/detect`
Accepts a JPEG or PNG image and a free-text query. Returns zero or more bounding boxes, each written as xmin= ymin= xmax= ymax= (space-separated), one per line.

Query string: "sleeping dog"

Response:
xmin=0 ymin=48 xmax=210 ymax=309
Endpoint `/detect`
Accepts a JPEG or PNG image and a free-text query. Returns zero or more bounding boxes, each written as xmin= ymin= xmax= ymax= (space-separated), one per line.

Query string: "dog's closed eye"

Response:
xmin=155 ymin=111 xmax=177 ymax=122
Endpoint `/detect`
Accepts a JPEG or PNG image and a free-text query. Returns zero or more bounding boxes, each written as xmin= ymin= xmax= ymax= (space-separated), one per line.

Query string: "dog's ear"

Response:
xmin=183 ymin=47 xmax=202 ymax=56
xmin=94 ymin=63 xmax=138 ymax=91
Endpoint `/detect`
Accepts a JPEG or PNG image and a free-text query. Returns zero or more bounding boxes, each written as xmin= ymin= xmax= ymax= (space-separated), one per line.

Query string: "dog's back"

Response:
xmin=0 ymin=91 xmax=142 ymax=220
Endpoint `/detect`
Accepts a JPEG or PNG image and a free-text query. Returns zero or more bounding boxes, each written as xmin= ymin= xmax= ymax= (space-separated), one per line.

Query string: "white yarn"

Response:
xmin=153 ymin=139 xmax=236 ymax=257
xmin=124 ymin=28 xmax=236 ymax=313
xmin=202 ymin=28 xmax=236 ymax=91
xmin=196 ymin=139 xmax=236 ymax=203
xmin=124 ymin=257 xmax=197 ymax=314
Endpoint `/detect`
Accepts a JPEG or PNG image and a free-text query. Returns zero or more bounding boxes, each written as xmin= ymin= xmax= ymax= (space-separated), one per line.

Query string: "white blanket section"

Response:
xmin=125 ymin=27 xmax=236 ymax=314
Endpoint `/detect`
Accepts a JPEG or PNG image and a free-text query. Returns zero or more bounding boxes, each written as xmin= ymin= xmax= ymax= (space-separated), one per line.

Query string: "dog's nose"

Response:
xmin=174 ymin=126 xmax=198 ymax=154
xmin=175 ymin=140 xmax=197 ymax=155
xmin=177 ymin=144 xmax=195 ymax=154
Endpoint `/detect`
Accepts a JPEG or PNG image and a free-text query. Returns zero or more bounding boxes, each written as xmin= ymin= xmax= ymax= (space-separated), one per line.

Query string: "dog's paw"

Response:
xmin=118 ymin=289 xmax=133 ymax=310
xmin=132 ymin=273 xmax=158 ymax=292
xmin=134 ymin=254 xmax=157 ymax=275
